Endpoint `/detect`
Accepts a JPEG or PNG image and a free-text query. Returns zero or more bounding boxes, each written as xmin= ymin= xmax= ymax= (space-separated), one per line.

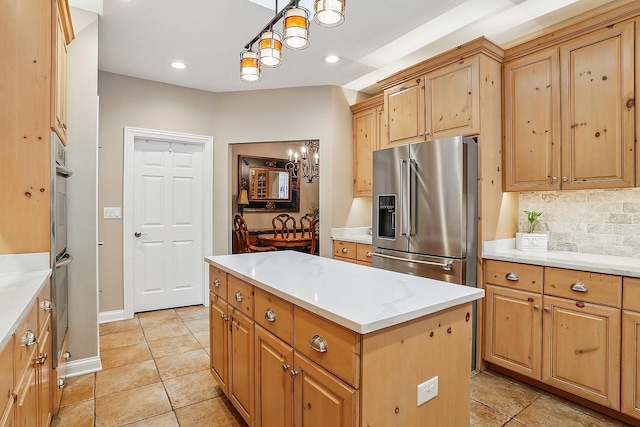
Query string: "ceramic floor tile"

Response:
xmin=163 ymin=369 xmax=222 ymax=409
xmin=95 ymin=359 xmax=160 ymax=398
xmin=470 ymin=400 xmax=511 ymax=427
xmin=99 ymin=318 xmax=141 ymax=336
xmin=175 ymin=305 xmax=208 ymax=321
xmin=538 ymin=391 xmax=631 ymax=426
xmin=183 ymin=316 xmax=209 ymax=333
xmin=52 ymin=399 xmax=95 ymax=427
xmin=193 ymin=330 xmax=210 ymax=349
xmin=174 ymin=396 xmax=247 ymax=427
xmin=95 ymin=382 xmax=171 ymax=427
xmin=119 ymin=411 xmax=179 ymax=427
xmin=61 ymin=374 xmax=95 ymax=407
xmin=146 ymin=333 xmax=202 ymax=358
xmin=100 ymin=342 xmax=152 ymax=370
xmin=137 ymin=309 xmax=181 ymax=328
xmin=142 ymin=321 xmax=191 ymax=342
xmin=471 ymin=371 xmax=541 ymax=417
xmin=155 ymin=348 xmax=210 ymax=380
xmin=514 ymin=395 xmax=629 ymax=427
xmin=99 ymin=328 xmax=146 ymax=351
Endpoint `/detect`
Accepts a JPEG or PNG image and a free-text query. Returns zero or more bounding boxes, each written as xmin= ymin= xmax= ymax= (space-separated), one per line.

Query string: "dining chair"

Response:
xmin=272 ymin=213 xmax=297 ymax=239
xmin=299 ymin=213 xmax=315 ymax=238
xmin=233 ymin=214 xmax=277 ymax=253
xmin=309 ymin=218 xmax=319 ymax=255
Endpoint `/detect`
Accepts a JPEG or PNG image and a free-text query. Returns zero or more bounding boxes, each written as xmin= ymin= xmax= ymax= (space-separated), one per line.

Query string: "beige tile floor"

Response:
xmin=52 ymin=306 xmax=633 ymax=427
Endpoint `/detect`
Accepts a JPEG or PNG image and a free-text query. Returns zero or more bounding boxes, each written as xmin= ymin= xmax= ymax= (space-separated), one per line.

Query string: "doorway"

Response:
xmin=123 ymin=127 xmax=213 ymax=318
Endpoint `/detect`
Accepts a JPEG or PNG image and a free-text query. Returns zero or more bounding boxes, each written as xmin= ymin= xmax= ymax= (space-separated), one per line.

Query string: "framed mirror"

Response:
xmin=238 ymin=155 xmax=299 ymax=212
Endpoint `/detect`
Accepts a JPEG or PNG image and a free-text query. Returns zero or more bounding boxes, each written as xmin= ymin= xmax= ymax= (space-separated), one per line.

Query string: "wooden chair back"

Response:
xmin=234 ymin=214 xmax=276 ymax=253
xmin=299 ymin=213 xmax=316 ymax=238
xmin=309 ymin=218 xmax=319 ymax=255
xmin=272 ymin=213 xmax=297 ymax=239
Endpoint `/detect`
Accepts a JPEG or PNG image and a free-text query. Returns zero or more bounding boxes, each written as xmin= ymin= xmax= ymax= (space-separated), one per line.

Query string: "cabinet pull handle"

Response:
xmin=562 ymin=176 xmax=568 ymax=182
xmin=310 ymin=335 xmax=328 ymax=353
xmin=543 ymin=307 xmax=550 ymax=313
xmin=505 ymin=272 xmax=519 ymax=281
xmin=23 ymin=330 xmax=38 ymax=347
xmin=570 ymin=282 xmax=588 ymax=293
xmin=213 ymin=278 xmax=220 ymax=288
xmin=290 ymin=370 xmax=299 ymax=378
xmin=365 ymin=252 xmax=372 ymax=258
xmin=63 ymin=351 xmax=71 ymax=361
xmin=576 ymin=301 xmax=586 ymax=308
xmin=40 ymin=299 xmax=52 ymax=312
xmin=533 ymin=305 xmax=539 ymax=310
xmin=282 ymin=364 xmax=290 ymax=372
xmin=551 ymin=176 xmax=558 ymax=183
xmin=57 ymin=378 xmax=66 ymax=389
xmin=264 ymin=308 xmax=276 ymax=322
xmin=36 ymin=353 xmax=48 ymax=365
xmin=341 ymin=247 xmax=348 ymax=254
xmin=234 ymin=291 xmax=243 ymax=302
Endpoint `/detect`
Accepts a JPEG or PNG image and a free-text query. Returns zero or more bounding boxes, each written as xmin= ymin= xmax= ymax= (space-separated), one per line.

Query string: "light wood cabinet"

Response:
xmin=229 ymin=310 xmax=254 ymax=426
xmin=622 ymin=277 xmax=640 ymax=420
xmin=209 ymin=293 xmax=229 ymax=395
xmin=385 ymin=77 xmax=426 ymax=146
xmin=0 ymin=340 xmax=13 ymax=427
xmin=51 ymin=0 xmax=72 ymax=144
xmin=351 ymin=95 xmax=384 ymax=197
xmin=332 ymin=241 xmax=372 ymax=266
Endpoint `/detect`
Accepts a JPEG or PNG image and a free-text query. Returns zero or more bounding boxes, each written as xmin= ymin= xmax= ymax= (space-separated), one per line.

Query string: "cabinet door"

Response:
xmin=352 ymin=107 xmax=377 ymax=196
xmin=229 ymin=310 xmax=254 ymax=426
xmin=37 ymin=318 xmax=52 ymax=427
xmin=542 ymin=296 xmax=620 ymax=409
xmin=622 ymin=310 xmax=640 ymax=420
xmin=426 ymin=55 xmax=479 ymax=140
xmin=15 ymin=363 xmax=37 ymax=427
xmin=0 ymin=398 xmax=14 ymax=427
xmin=560 ymin=22 xmax=635 ymax=190
xmin=254 ymin=326 xmax=293 ymax=427
xmin=51 ymin=5 xmax=68 ymax=143
xmin=209 ymin=293 xmax=229 ymax=395
xmin=385 ymin=77 xmax=426 ymax=146
xmin=503 ymin=49 xmax=561 ymax=191
xmin=484 ymin=285 xmax=542 ymax=380
xmin=293 ymin=353 xmax=357 ymax=427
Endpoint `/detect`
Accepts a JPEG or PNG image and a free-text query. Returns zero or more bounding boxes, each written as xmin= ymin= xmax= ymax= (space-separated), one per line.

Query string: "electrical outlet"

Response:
xmin=417 ymin=376 xmax=438 ymax=406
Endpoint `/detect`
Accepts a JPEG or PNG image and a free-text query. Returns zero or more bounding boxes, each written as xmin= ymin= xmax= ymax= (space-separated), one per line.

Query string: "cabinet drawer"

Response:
xmin=37 ymin=280 xmax=52 ymax=334
xmin=255 ymin=288 xmax=293 ymax=345
xmin=544 ymin=267 xmax=621 ymax=308
xmin=209 ymin=266 xmax=228 ymax=298
xmin=333 ymin=241 xmax=356 ymax=260
xmin=13 ymin=301 xmax=38 ymax=385
xmin=484 ymin=260 xmax=543 ymax=293
xmin=356 ymin=244 xmax=373 ymax=264
xmin=0 ymin=341 xmax=12 ymax=418
xmin=227 ymin=276 xmax=254 ymax=318
xmin=623 ymin=277 xmax=640 ymax=312
xmin=293 ymin=308 xmax=360 ymax=388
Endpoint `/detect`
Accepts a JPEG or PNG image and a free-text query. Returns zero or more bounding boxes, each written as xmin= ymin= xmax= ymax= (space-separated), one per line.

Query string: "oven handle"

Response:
xmin=56 ymin=165 xmax=73 ymax=178
xmin=55 ymin=253 xmax=73 ymax=269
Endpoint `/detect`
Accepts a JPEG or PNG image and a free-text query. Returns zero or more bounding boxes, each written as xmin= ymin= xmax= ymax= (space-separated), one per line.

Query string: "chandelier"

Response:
xmin=240 ymin=0 xmax=346 ymax=83
xmin=285 ymin=141 xmax=319 ymax=183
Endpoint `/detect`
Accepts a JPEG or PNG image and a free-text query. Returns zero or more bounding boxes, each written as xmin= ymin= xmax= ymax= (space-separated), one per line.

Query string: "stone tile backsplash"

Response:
xmin=519 ymin=188 xmax=640 ymax=258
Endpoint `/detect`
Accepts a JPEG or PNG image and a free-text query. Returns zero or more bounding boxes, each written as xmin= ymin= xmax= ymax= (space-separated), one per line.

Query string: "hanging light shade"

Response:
xmin=313 ymin=0 xmax=345 ymax=27
xmin=239 ymin=50 xmax=261 ymax=82
xmin=258 ymin=30 xmax=282 ymax=67
xmin=282 ymin=6 xmax=309 ymax=50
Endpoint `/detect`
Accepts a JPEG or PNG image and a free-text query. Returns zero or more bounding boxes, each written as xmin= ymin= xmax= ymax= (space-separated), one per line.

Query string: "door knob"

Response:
xmin=134 ymin=232 xmax=147 ymax=238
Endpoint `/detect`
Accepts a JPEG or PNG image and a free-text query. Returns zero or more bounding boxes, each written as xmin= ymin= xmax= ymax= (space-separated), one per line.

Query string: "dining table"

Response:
xmin=257 ymin=233 xmax=313 ymax=250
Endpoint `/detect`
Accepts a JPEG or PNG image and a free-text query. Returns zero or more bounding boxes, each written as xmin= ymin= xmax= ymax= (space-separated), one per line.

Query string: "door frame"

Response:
xmin=123 ymin=126 xmax=213 ymax=319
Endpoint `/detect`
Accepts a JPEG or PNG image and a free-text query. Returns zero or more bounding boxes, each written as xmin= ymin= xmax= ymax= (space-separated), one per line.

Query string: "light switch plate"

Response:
xmin=103 ymin=207 xmax=121 ymax=219
xmin=417 ymin=376 xmax=438 ymax=406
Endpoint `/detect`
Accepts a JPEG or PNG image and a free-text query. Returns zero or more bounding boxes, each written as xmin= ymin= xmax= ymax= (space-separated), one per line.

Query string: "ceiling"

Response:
xmin=97 ymin=0 xmax=621 ymax=95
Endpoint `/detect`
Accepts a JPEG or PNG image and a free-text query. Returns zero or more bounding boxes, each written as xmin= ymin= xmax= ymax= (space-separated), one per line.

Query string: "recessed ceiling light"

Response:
xmin=324 ymin=55 xmax=340 ymax=63
xmin=171 ymin=61 xmax=187 ymax=69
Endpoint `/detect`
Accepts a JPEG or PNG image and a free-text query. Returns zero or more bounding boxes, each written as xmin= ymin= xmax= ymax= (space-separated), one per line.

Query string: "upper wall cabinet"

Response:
xmin=52 ymin=0 xmax=74 ymax=145
xmin=351 ymin=94 xmax=384 ymax=197
xmin=503 ymin=14 xmax=636 ymax=192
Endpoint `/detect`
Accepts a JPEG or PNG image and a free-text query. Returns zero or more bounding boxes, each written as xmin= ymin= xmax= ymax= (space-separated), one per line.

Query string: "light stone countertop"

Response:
xmin=0 ymin=253 xmax=51 ymax=351
xmin=330 ymin=227 xmax=373 ymax=245
xmin=205 ymin=251 xmax=483 ymax=334
xmin=482 ymin=239 xmax=640 ymax=278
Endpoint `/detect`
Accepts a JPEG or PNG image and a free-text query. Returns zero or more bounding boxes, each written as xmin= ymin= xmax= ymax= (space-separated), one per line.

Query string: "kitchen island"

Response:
xmin=205 ymin=250 xmax=484 ymax=427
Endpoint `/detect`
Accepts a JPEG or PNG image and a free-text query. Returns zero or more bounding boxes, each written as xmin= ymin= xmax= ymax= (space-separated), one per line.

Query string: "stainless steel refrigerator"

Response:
xmin=372 ymin=136 xmax=478 ymax=288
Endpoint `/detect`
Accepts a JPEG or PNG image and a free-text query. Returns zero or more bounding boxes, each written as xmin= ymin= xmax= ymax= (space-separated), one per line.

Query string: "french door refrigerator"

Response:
xmin=372 ymin=136 xmax=478 ymax=288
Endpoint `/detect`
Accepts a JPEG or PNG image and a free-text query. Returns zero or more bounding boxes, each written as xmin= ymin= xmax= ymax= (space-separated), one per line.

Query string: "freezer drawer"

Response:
xmin=372 ymin=249 xmax=465 ymax=285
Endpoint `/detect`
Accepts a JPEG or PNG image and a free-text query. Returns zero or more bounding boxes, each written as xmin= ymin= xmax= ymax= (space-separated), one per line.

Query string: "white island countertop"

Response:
xmin=205 ymin=251 xmax=483 ymax=334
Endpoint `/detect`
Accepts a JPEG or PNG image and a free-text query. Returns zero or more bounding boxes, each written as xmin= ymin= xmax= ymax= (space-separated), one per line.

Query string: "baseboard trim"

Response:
xmin=63 ymin=356 xmax=102 ymax=378
xmin=98 ymin=309 xmax=125 ymax=324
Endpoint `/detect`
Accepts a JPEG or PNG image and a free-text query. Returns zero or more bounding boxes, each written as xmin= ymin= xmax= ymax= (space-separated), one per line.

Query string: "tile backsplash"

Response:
xmin=519 ymin=188 xmax=640 ymax=258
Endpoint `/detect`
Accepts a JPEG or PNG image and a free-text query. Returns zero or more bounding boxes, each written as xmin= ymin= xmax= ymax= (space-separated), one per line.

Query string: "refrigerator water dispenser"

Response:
xmin=377 ymin=195 xmax=396 ymax=239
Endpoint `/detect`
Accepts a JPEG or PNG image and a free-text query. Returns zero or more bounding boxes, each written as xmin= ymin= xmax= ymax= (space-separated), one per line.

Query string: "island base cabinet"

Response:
xmin=293 ymin=353 xmax=357 ymax=427
xmin=622 ymin=311 xmax=640 ymax=420
xmin=209 ymin=293 xmax=229 ymax=395
xmin=360 ymin=303 xmax=473 ymax=427
xmin=229 ymin=310 xmax=255 ymax=427
xmin=542 ymin=296 xmax=620 ymax=410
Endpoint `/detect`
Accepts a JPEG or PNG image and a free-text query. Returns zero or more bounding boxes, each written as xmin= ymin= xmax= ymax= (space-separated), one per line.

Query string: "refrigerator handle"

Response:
xmin=407 ymin=158 xmax=414 ymax=236
xmin=400 ymin=159 xmax=407 ymax=237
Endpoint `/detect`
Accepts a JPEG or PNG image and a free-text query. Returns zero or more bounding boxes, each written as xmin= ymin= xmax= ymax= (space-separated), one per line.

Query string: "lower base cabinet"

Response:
xmin=622 ymin=308 xmax=640 ymax=418
xmin=229 ymin=310 xmax=254 ymax=426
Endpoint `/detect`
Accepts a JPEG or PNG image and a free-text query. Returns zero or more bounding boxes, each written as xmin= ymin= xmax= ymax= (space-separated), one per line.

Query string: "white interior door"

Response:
xmin=132 ymin=139 xmax=203 ymax=312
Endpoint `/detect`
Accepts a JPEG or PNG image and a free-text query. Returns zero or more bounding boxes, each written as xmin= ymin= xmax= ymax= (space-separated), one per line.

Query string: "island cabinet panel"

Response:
xmin=209 ymin=266 xmax=228 ymax=299
xmin=503 ymin=48 xmax=561 ymax=191
xmin=360 ymin=303 xmax=473 ymax=427
xmin=542 ymin=295 xmax=621 ymax=410
xmin=209 ymin=292 xmax=229 ymax=395
xmin=0 ymin=397 xmax=14 ymax=427
xmin=228 ymin=276 xmax=254 ymax=318
xmin=559 ymin=21 xmax=635 ymax=190
xmin=254 ymin=289 xmax=293 ymax=344
xmin=254 ymin=326 xmax=294 ymax=427
xmin=293 ymin=353 xmax=357 ymax=427
xmin=484 ymin=285 xmax=542 ymax=380
xmin=229 ymin=309 xmax=255 ymax=426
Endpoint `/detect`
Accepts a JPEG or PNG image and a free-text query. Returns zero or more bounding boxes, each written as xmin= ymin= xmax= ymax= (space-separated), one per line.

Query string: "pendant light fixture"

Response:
xmin=239 ymin=50 xmax=261 ymax=82
xmin=258 ymin=30 xmax=283 ymax=67
xmin=313 ymin=0 xmax=345 ymax=27
xmin=282 ymin=6 xmax=310 ymax=50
